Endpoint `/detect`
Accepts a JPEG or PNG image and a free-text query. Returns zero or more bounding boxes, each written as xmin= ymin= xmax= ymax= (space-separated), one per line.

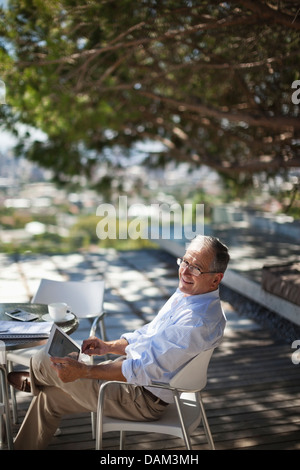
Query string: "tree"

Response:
xmin=0 ymin=0 xmax=299 ymax=194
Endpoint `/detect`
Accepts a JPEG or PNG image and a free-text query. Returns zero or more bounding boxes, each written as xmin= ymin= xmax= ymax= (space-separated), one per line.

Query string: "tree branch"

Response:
xmin=138 ymin=91 xmax=300 ymax=131
xmin=239 ymin=0 xmax=300 ymax=30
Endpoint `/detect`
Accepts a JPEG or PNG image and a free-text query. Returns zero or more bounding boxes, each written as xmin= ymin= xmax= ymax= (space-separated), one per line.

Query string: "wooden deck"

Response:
xmin=12 ymin=322 xmax=300 ymax=452
xmin=3 ymin=248 xmax=300 ymax=452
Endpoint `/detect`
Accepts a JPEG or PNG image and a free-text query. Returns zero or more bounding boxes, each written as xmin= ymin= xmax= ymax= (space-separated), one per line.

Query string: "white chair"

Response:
xmin=95 ymin=349 xmax=215 ymax=450
xmin=0 ymin=341 xmax=13 ymax=449
xmin=31 ymin=278 xmax=107 ymax=341
xmin=7 ymin=278 xmax=107 ymax=434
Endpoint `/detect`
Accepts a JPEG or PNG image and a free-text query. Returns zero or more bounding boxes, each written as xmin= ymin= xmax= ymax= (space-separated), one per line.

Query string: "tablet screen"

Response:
xmin=48 ymin=328 xmax=80 ymax=360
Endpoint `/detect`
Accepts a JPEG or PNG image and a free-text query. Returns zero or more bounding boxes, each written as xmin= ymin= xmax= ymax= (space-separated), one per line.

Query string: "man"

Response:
xmin=9 ymin=235 xmax=230 ymax=449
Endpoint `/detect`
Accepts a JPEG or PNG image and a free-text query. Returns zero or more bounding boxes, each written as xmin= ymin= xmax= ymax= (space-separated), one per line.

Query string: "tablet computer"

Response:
xmin=45 ymin=324 xmax=81 ymax=360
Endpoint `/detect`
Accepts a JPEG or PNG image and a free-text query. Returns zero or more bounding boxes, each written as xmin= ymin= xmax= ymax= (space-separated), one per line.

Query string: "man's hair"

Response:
xmin=188 ymin=235 xmax=230 ymax=273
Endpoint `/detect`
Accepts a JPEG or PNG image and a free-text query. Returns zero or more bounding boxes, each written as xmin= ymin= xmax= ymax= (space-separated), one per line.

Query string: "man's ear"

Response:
xmin=213 ymin=273 xmax=224 ymax=286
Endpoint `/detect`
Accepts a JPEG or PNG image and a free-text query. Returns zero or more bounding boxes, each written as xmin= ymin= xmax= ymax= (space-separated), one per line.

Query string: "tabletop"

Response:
xmin=0 ymin=303 xmax=79 ymax=351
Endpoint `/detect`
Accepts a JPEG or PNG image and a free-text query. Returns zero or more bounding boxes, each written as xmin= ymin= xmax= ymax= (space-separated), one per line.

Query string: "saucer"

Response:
xmin=42 ymin=313 xmax=75 ymax=323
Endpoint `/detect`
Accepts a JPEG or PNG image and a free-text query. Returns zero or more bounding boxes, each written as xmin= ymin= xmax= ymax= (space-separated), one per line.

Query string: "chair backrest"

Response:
xmin=32 ymin=278 xmax=105 ymax=318
xmin=169 ymin=348 xmax=214 ymax=392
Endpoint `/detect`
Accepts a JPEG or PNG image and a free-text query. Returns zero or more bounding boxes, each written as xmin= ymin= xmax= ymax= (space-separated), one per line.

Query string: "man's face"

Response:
xmin=178 ymin=247 xmax=223 ymax=296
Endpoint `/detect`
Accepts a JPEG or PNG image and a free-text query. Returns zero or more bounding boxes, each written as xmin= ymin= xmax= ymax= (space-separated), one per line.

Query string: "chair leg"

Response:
xmin=173 ymin=391 xmax=192 ymax=450
xmin=199 ymin=395 xmax=215 ymax=450
xmin=95 ymin=386 xmax=105 ymax=450
xmin=91 ymin=411 xmax=96 ymax=439
xmin=120 ymin=430 xmax=125 ymax=450
xmin=0 ymin=391 xmax=3 ymax=448
xmin=95 ymin=412 xmax=102 ymax=450
xmin=7 ymin=360 xmax=18 ymax=424
xmin=0 ymin=366 xmax=14 ymax=449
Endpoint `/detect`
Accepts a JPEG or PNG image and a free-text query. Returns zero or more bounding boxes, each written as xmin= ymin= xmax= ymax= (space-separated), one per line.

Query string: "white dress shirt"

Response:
xmin=121 ymin=288 xmax=226 ymax=403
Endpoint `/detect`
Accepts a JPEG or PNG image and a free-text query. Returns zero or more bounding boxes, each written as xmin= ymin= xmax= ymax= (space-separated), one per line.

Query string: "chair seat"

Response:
xmin=101 ymin=398 xmax=201 ymax=438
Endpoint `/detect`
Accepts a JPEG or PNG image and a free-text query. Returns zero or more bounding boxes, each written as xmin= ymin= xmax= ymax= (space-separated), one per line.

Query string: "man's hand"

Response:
xmin=81 ymin=336 xmax=108 ymax=356
xmin=81 ymin=336 xmax=129 ymax=357
xmin=50 ymin=356 xmax=86 ymax=383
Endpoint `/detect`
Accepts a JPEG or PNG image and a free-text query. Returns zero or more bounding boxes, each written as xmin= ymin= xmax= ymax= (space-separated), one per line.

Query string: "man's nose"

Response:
xmin=181 ymin=265 xmax=191 ymax=275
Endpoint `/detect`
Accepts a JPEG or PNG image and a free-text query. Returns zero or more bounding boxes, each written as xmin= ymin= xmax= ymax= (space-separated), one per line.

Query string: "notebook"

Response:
xmin=0 ymin=320 xmax=52 ymax=339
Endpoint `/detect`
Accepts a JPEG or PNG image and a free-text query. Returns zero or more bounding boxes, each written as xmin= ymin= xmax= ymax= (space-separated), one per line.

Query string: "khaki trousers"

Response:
xmin=14 ymin=349 xmax=167 ymax=450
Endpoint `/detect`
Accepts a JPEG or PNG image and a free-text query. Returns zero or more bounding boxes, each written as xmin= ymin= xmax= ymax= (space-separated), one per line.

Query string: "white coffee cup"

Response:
xmin=48 ymin=302 xmax=70 ymax=322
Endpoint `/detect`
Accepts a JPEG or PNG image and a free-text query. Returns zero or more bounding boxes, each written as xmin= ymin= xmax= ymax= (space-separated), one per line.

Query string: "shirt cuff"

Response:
xmin=121 ymin=358 xmax=134 ymax=383
xmin=120 ymin=332 xmax=135 ymax=344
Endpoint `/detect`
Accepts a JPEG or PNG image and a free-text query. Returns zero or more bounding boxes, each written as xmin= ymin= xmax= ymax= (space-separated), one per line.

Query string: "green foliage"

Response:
xmin=0 ymin=209 xmax=157 ymax=255
xmin=0 ymin=0 xmax=299 ymax=194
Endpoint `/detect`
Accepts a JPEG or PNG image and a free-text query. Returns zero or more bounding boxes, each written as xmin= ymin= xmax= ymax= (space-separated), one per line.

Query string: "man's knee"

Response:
xmin=31 ymin=346 xmax=48 ymax=368
xmin=30 ymin=347 xmax=55 ymax=390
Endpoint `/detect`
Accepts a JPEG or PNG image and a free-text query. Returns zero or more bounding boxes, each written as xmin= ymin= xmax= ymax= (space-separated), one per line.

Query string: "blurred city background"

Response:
xmin=0 ymin=136 xmax=299 ymax=257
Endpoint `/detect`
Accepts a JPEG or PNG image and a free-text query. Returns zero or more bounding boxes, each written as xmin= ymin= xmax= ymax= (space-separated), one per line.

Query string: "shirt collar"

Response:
xmin=175 ymin=287 xmax=219 ymax=304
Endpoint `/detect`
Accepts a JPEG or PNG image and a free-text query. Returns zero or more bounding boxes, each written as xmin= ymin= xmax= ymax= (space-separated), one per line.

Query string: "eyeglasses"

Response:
xmin=177 ymin=258 xmax=219 ymax=277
